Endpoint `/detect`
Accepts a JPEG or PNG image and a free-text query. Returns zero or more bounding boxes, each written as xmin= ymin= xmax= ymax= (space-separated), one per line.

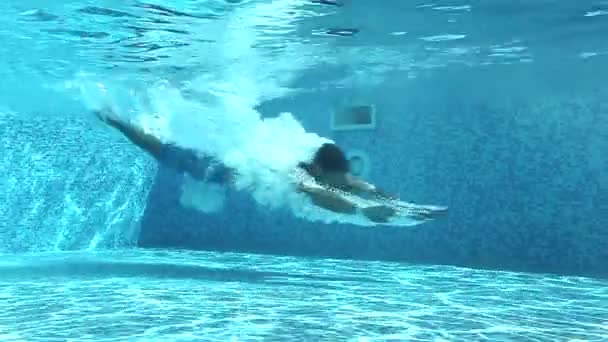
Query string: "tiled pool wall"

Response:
xmin=1 ymin=112 xmax=157 ymax=252
xmin=1 ymin=61 xmax=606 ymax=278
xmin=140 ymin=62 xmax=608 ymax=278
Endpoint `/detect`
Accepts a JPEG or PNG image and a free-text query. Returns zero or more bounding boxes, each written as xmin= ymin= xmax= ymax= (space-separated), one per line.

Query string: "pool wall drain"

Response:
xmin=345 ymin=149 xmax=371 ymax=179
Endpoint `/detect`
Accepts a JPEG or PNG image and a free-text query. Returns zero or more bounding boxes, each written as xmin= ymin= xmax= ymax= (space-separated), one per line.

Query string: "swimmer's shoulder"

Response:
xmin=292 ymin=164 xmax=315 ymax=185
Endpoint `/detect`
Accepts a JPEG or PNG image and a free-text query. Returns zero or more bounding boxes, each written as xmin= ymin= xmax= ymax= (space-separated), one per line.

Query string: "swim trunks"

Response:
xmin=157 ymin=144 xmax=231 ymax=183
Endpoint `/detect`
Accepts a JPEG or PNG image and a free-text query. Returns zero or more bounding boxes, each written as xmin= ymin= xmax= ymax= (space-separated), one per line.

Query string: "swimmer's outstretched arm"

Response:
xmin=297 ymin=183 xmax=398 ymax=223
xmin=346 ymin=175 xmax=397 ymax=200
xmin=296 ymin=183 xmax=357 ymax=215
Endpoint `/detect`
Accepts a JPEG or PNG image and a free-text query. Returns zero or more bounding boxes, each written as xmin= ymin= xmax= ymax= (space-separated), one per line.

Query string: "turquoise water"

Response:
xmin=1 ymin=250 xmax=607 ymax=341
xmin=2 ymin=0 xmax=608 ymax=341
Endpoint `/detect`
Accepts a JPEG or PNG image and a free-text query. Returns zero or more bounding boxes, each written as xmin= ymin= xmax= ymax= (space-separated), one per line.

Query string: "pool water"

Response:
xmin=1 ymin=250 xmax=606 ymax=341
xmin=2 ymin=0 xmax=608 ymax=341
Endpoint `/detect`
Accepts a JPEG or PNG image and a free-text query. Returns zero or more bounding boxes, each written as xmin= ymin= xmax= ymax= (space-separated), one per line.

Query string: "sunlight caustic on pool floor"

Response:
xmin=0 ymin=250 xmax=606 ymax=341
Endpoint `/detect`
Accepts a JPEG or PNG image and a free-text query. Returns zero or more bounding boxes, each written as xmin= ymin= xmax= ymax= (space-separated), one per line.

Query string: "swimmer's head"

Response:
xmin=299 ymin=143 xmax=350 ymax=185
xmin=313 ymin=143 xmax=349 ymax=173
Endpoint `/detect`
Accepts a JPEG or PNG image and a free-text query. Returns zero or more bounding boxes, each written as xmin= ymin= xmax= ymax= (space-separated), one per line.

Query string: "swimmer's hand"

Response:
xmin=360 ymin=205 xmax=397 ymax=223
xmin=393 ymin=202 xmax=449 ymax=220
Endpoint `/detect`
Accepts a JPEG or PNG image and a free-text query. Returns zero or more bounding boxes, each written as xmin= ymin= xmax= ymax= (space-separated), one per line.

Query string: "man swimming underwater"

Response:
xmin=95 ymin=107 xmax=446 ymax=224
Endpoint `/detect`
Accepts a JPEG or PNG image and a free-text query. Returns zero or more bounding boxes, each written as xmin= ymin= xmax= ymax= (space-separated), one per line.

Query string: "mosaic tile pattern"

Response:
xmin=0 ymin=113 xmax=156 ymax=252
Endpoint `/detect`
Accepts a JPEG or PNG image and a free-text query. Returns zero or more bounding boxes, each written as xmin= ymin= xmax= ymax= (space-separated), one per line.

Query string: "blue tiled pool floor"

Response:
xmin=1 ymin=250 xmax=606 ymax=341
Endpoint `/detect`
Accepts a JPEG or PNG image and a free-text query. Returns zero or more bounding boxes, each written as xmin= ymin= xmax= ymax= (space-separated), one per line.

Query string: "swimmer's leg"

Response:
xmin=94 ymin=108 xmax=233 ymax=183
xmin=94 ymin=108 xmax=163 ymax=159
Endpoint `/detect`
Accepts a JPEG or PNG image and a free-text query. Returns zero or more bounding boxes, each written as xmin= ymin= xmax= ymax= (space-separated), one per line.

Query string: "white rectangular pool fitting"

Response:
xmin=330 ymin=104 xmax=376 ymax=131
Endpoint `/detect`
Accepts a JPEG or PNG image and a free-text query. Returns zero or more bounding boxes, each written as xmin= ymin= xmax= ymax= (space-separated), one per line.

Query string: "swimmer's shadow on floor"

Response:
xmin=0 ymin=260 xmax=392 ymax=288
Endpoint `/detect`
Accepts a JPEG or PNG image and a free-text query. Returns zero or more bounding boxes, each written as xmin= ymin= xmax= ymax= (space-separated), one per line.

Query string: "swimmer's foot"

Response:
xmin=93 ymin=106 xmax=135 ymax=134
xmin=90 ymin=83 xmax=128 ymax=125
xmin=94 ymin=106 xmax=119 ymax=123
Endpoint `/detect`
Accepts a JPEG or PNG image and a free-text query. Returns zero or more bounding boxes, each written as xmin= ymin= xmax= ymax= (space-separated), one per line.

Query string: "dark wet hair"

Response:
xmin=313 ymin=143 xmax=349 ymax=173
